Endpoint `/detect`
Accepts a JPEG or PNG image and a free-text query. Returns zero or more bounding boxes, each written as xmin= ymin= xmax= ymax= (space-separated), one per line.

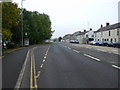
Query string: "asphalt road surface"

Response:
xmin=2 ymin=43 xmax=120 ymax=89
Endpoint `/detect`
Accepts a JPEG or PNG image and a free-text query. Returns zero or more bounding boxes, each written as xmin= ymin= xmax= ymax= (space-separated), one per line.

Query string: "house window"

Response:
xmin=107 ymin=39 xmax=109 ymax=41
xmin=98 ymin=39 xmax=99 ymax=41
xmin=115 ymin=38 xmax=116 ymax=42
xmin=102 ymin=39 xmax=104 ymax=41
xmin=105 ymin=39 xmax=106 ymax=41
xmin=86 ymin=35 xmax=88 ymax=38
xmin=117 ymin=29 xmax=119 ymax=36
xmin=111 ymin=38 xmax=113 ymax=42
xmin=109 ymin=31 xmax=111 ymax=36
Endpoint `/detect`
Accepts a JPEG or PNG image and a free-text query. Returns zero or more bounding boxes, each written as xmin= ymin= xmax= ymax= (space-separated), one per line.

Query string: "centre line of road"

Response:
xmin=40 ymin=64 xmax=44 ymax=68
xmin=84 ymin=54 xmax=101 ymax=62
xmin=112 ymin=65 xmax=120 ymax=70
xmin=14 ymin=49 xmax=30 ymax=89
xmin=30 ymin=48 xmax=38 ymax=89
xmin=43 ymin=59 xmax=46 ymax=62
xmin=73 ymin=49 xmax=80 ymax=53
xmin=33 ymin=50 xmax=38 ymax=89
xmin=37 ymin=45 xmax=51 ymax=79
xmin=36 ymin=71 xmax=41 ymax=79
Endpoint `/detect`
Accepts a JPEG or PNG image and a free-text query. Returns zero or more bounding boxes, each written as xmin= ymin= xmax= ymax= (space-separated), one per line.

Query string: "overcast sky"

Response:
xmin=13 ymin=0 xmax=119 ymax=38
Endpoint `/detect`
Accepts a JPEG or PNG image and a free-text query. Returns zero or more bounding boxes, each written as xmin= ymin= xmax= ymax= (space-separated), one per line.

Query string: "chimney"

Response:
xmin=84 ymin=29 xmax=86 ymax=32
xmin=106 ymin=23 xmax=110 ymax=26
xmin=101 ymin=24 xmax=103 ymax=28
xmin=79 ymin=31 xmax=81 ymax=33
xmin=90 ymin=28 xmax=92 ymax=31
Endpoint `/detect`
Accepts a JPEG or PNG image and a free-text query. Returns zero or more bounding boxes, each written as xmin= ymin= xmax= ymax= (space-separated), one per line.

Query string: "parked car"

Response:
xmin=106 ymin=41 xmax=114 ymax=47
xmin=89 ymin=41 xmax=97 ymax=45
xmin=97 ymin=41 xmax=103 ymax=46
xmin=113 ymin=41 xmax=120 ymax=48
xmin=102 ymin=41 xmax=108 ymax=46
xmin=70 ymin=40 xmax=79 ymax=44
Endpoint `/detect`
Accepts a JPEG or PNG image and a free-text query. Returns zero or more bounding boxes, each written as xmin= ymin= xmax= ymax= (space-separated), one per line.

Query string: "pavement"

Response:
xmin=68 ymin=43 xmax=120 ymax=55
xmin=2 ymin=43 xmax=120 ymax=89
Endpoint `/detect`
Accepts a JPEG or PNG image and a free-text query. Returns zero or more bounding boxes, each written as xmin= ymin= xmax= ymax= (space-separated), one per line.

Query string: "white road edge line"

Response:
xmin=73 ymin=50 xmax=80 ymax=53
xmin=112 ymin=65 xmax=120 ymax=70
xmin=84 ymin=54 xmax=101 ymax=62
xmin=14 ymin=49 xmax=30 ymax=89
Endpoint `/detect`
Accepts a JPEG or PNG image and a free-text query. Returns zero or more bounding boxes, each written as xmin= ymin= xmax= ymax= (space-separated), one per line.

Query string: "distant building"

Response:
xmin=118 ymin=1 xmax=120 ymax=22
xmin=84 ymin=28 xmax=94 ymax=43
xmin=76 ymin=32 xmax=86 ymax=44
xmin=94 ymin=22 xmax=120 ymax=43
xmin=70 ymin=31 xmax=82 ymax=40
xmin=76 ymin=29 xmax=94 ymax=44
xmin=62 ymin=34 xmax=71 ymax=42
xmin=62 ymin=31 xmax=82 ymax=42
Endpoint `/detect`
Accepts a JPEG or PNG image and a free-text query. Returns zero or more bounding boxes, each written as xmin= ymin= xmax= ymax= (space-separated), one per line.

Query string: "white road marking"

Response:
xmin=36 ymin=71 xmax=41 ymax=79
xmin=84 ymin=54 xmax=101 ymax=62
xmin=43 ymin=59 xmax=45 ymax=62
xmin=44 ymin=56 xmax=46 ymax=59
xmin=40 ymin=64 xmax=44 ymax=68
xmin=109 ymin=61 xmax=117 ymax=64
xmin=113 ymin=53 xmax=119 ymax=55
xmin=15 ymin=49 xmax=30 ymax=89
xmin=97 ymin=49 xmax=106 ymax=52
xmin=112 ymin=65 xmax=120 ymax=70
xmin=68 ymin=47 xmax=71 ymax=50
xmin=73 ymin=50 xmax=80 ymax=53
xmin=112 ymin=50 xmax=118 ymax=51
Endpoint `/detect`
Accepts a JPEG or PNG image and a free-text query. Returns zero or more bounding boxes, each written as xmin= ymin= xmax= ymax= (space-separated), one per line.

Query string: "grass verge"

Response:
xmin=3 ymin=47 xmax=25 ymax=54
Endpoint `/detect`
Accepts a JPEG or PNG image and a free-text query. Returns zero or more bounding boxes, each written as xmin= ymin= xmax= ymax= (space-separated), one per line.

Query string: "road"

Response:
xmin=2 ymin=42 xmax=119 ymax=89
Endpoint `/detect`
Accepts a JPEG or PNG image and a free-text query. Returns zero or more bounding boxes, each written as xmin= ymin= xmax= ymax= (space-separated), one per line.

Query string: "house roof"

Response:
xmin=95 ymin=22 xmax=120 ymax=33
xmin=76 ymin=31 xmax=89 ymax=36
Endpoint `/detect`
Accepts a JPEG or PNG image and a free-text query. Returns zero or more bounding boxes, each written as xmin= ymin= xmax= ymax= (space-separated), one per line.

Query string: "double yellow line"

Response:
xmin=30 ymin=48 xmax=38 ymax=90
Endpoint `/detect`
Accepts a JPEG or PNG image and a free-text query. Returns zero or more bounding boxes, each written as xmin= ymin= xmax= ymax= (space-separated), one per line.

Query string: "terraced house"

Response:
xmin=94 ymin=23 xmax=120 ymax=43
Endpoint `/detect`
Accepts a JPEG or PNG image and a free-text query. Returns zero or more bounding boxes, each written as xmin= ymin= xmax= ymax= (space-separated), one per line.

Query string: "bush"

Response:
xmin=6 ymin=42 xmax=16 ymax=49
xmin=88 ymin=38 xmax=94 ymax=41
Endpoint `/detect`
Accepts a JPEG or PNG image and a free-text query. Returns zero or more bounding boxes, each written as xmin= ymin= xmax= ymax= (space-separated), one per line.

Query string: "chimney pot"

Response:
xmin=84 ymin=30 xmax=86 ymax=32
xmin=90 ymin=28 xmax=92 ymax=30
xmin=101 ymin=24 xmax=103 ymax=28
xmin=106 ymin=23 xmax=110 ymax=26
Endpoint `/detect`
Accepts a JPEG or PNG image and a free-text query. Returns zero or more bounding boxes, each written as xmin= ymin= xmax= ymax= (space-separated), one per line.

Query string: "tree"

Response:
xmin=23 ymin=9 xmax=52 ymax=44
xmin=2 ymin=2 xmax=20 ymax=29
xmin=58 ymin=37 xmax=62 ymax=42
xmin=2 ymin=2 xmax=20 ymax=44
xmin=2 ymin=2 xmax=52 ymax=46
xmin=2 ymin=29 xmax=12 ymax=40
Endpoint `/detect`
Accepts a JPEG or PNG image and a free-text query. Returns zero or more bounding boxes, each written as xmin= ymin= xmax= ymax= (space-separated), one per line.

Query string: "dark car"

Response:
xmin=102 ymin=41 xmax=108 ymax=46
xmin=97 ymin=41 xmax=103 ymax=46
xmin=106 ymin=41 xmax=114 ymax=47
xmin=113 ymin=41 xmax=120 ymax=48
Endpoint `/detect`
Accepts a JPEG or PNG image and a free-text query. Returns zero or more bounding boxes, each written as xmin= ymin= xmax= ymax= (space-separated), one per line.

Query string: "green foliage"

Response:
xmin=58 ymin=37 xmax=62 ymax=42
xmin=2 ymin=2 xmax=20 ymax=29
xmin=2 ymin=2 xmax=52 ymax=46
xmin=23 ymin=9 xmax=52 ymax=44
xmin=2 ymin=2 xmax=20 ymax=44
xmin=88 ymin=38 xmax=94 ymax=41
xmin=2 ymin=29 xmax=12 ymax=40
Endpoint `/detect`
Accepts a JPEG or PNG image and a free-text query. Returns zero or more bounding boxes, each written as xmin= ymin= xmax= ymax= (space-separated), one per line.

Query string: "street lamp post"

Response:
xmin=21 ymin=0 xmax=24 ymax=47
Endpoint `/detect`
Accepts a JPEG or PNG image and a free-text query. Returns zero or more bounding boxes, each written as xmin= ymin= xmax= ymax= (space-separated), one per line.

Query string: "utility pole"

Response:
xmin=21 ymin=0 xmax=23 ymax=46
